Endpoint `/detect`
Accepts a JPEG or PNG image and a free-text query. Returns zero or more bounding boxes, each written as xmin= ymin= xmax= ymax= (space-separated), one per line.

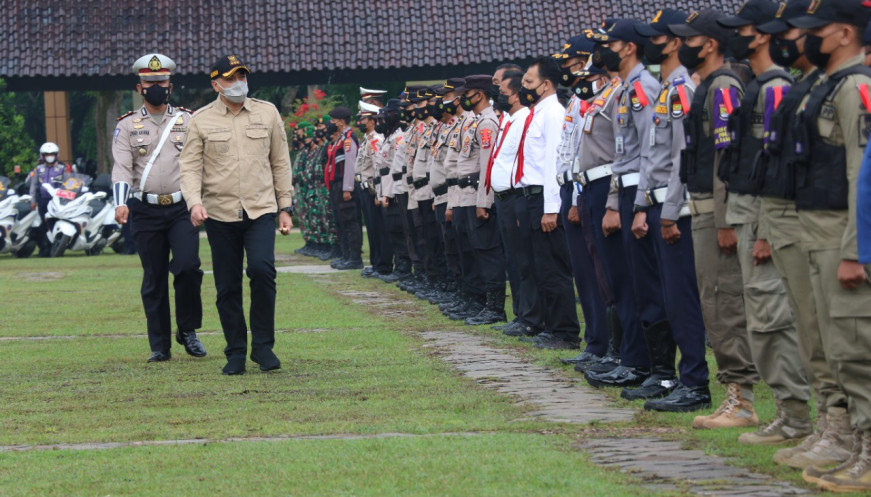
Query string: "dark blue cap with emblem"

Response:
xmin=790 ymin=0 xmax=871 ymax=28
xmin=757 ymin=0 xmax=812 ymax=34
xmin=553 ymin=34 xmax=597 ymax=59
xmin=592 ymin=19 xmax=647 ymax=46
xmin=719 ymin=0 xmax=781 ymax=27
xmin=636 ymin=9 xmax=689 ymax=37
xmin=669 ymin=9 xmax=735 ymax=46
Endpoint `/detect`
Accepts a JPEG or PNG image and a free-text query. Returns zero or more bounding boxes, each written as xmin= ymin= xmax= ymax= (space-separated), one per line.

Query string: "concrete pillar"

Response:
xmin=43 ymin=92 xmax=73 ymax=163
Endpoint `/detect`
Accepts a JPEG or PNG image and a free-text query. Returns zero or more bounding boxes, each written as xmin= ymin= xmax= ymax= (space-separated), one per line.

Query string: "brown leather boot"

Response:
xmin=699 ymin=383 xmax=759 ymax=429
xmin=774 ymin=410 xmax=826 ymax=465
xmin=738 ymin=399 xmax=812 ymax=445
xmin=803 ymin=429 xmax=860 ymax=485
xmin=787 ymin=406 xmax=854 ymax=469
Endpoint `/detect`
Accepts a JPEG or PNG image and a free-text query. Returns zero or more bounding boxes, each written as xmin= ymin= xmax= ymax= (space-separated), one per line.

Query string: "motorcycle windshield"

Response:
xmin=56 ymin=174 xmax=88 ymax=205
xmin=0 ymin=176 xmax=9 ymax=201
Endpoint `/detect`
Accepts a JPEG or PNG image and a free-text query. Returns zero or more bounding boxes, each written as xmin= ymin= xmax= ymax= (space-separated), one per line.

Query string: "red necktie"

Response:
xmin=514 ymin=107 xmax=535 ymax=185
xmin=484 ymin=121 xmax=513 ymax=193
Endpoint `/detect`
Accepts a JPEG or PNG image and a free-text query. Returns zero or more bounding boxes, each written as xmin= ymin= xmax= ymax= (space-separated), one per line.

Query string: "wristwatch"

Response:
xmin=281 ymin=207 xmax=294 ymax=216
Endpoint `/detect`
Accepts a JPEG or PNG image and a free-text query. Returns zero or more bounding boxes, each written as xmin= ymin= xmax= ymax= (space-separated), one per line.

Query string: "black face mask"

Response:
xmin=678 ymin=43 xmax=705 ymax=69
xmin=728 ymin=33 xmax=756 ymax=60
xmin=571 ymin=79 xmax=600 ymax=100
xmin=315 ymin=129 xmax=325 ymax=139
xmin=644 ymin=40 xmax=670 ymax=65
xmin=428 ymin=104 xmax=443 ymax=121
xmin=487 ymin=84 xmax=501 ymax=100
xmin=325 ymin=122 xmax=339 ymax=135
xmin=769 ymin=35 xmax=803 ymax=68
xmin=803 ymin=34 xmax=831 ymax=69
xmin=559 ymin=66 xmax=577 ymax=86
xmin=374 ymin=120 xmax=388 ymax=135
xmin=400 ymin=110 xmax=410 ymax=122
xmin=518 ymin=83 xmax=543 ymax=107
xmin=593 ymin=47 xmax=621 ymax=72
xmin=440 ymin=98 xmax=459 ymax=115
xmin=356 ymin=123 xmax=368 ymax=134
xmin=460 ymin=93 xmax=481 ymax=111
xmin=494 ymin=93 xmax=512 ymax=112
xmin=141 ymin=84 xmax=170 ymax=106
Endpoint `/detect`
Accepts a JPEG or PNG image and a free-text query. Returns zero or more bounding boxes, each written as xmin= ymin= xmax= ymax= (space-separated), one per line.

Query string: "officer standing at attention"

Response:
xmin=179 ymin=54 xmax=293 ymax=375
xmin=631 ymin=11 xmax=712 ymax=412
xmin=787 ymin=2 xmax=871 ymax=491
xmin=667 ymin=10 xmax=762 ymax=429
xmin=111 ymin=53 xmax=205 ymax=363
xmin=355 ymin=100 xmax=392 ymax=278
xmin=716 ymin=0 xmax=813 ymax=445
xmin=755 ymin=0 xmax=853 ymax=470
xmin=326 ymin=106 xmax=363 ymax=270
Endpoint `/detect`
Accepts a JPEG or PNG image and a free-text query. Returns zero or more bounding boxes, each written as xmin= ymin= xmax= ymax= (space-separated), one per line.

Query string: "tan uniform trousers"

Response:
xmin=691 ymin=210 xmax=759 ymax=386
xmin=807 ymin=249 xmax=871 ymax=430
xmin=734 ymin=221 xmax=811 ymax=403
xmin=763 ymin=197 xmax=845 ymax=411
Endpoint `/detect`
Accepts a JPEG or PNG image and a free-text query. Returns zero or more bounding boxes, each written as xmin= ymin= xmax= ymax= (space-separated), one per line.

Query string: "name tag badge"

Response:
xmin=583 ymin=114 xmax=594 ymax=134
xmin=615 ymin=136 xmax=624 ymax=155
xmin=649 ymin=126 xmax=656 ymax=147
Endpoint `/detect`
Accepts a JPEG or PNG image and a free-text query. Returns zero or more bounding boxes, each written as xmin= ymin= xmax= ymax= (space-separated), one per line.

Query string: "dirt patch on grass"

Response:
xmin=16 ymin=271 xmax=64 ymax=282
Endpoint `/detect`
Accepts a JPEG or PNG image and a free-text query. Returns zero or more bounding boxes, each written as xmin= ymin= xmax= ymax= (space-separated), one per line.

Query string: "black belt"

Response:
xmin=379 ymin=167 xmax=391 ymax=176
xmin=391 ymin=172 xmax=403 ymax=180
xmin=446 ymin=178 xmax=459 ymax=187
xmin=406 ymin=176 xmax=414 ymax=185
xmin=493 ymin=185 xmax=543 ymax=201
xmin=432 ymin=184 xmax=448 ymax=196
xmin=457 ymin=173 xmax=480 ymax=189
xmin=373 ymin=176 xmax=381 ymax=185
xmin=412 ymin=177 xmax=429 ymax=189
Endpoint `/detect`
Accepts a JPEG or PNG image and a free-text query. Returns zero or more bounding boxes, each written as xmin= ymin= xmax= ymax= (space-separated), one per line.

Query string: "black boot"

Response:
xmin=295 ymin=240 xmax=313 ymax=255
xmin=465 ymin=289 xmax=507 ymax=325
xmin=643 ymin=383 xmax=712 ymax=412
xmin=584 ymin=365 xmax=650 ymax=388
xmin=448 ymin=294 xmax=485 ymax=320
xmin=621 ymin=320 xmax=678 ymax=401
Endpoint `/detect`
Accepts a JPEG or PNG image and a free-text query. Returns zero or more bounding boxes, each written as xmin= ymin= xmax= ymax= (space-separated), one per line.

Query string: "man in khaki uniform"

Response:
xmin=668 ymin=10 xmax=762 ymax=429
xmin=111 ymin=53 xmax=205 ymax=363
xmin=179 ymin=54 xmax=293 ymax=376
xmin=787 ymin=2 xmax=871 ymax=491
xmin=716 ymin=0 xmax=813 ymax=445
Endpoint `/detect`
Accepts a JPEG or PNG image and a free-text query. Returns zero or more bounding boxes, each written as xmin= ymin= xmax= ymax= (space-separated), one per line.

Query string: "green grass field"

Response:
xmin=0 ymin=235 xmax=844 ymax=495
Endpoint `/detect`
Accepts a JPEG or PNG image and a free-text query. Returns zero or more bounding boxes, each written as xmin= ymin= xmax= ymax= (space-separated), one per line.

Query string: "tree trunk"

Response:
xmin=94 ymin=91 xmax=122 ymax=174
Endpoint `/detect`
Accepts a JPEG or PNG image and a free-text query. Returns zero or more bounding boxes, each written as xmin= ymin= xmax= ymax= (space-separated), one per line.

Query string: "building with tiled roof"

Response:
xmin=3 ymin=0 xmax=744 ymax=91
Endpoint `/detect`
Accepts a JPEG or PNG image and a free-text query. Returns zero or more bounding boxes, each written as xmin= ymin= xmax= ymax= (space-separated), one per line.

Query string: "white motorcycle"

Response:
xmin=0 ymin=176 xmax=41 ymax=258
xmin=42 ymin=174 xmax=122 ymax=257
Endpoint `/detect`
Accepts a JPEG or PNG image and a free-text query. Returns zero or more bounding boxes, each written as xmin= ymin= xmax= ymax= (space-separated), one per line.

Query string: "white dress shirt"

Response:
xmin=489 ymin=106 xmax=530 ymax=193
xmin=517 ymin=93 xmax=565 ymax=213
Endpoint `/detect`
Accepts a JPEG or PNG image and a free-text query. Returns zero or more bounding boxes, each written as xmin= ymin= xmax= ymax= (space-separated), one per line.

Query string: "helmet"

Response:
xmin=39 ymin=142 xmax=60 ymax=155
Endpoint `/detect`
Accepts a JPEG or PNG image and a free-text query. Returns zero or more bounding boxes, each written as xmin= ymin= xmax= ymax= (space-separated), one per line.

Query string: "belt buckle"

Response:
xmin=157 ymin=194 xmax=173 ymax=206
xmin=612 ymin=176 xmax=620 ymax=189
xmin=644 ymin=190 xmax=654 ymax=206
xmin=355 ymin=174 xmax=362 ymax=183
xmin=688 ymin=200 xmax=699 ymax=216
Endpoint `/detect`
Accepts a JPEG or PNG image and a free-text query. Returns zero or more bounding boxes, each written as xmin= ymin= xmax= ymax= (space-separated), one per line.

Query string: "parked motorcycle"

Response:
xmin=0 ymin=176 xmax=40 ymax=258
xmin=42 ymin=174 xmax=122 ymax=257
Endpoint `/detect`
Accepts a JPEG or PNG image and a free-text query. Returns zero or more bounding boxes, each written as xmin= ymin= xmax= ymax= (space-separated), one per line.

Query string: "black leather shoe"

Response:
xmin=147 ymin=350 xmax=171 ymax=362
xmin=533 ymin=333 xmax=580 ymax=350
xmin=337 ymin=259 xmax=364 ymax=270
xmin=378 ymin=272 xmax=399 ymax=283
xmin=578 ymin=354 xmax=620 ymax=374
xmin=222 ymin=358 xmax=246 ymax=375
xmin=621 ymin=375 xmax=677 ymax=401
xmin=502 ymin=321 xmax=539 ymax=337
xmin=644 ymin=383 xmax=712 ymax=412
xmin=584 ymin=365 xmax=649 ymax=388
xmin=448 ymin=302 xmax=483 ymax=320
xmin=175 ymin=330 xmax=207 ymax=357
xmin=492 ymin=318 xmax=517 ymax=331
xmin=560 ymin=350 xmax=601 ymax=365
xmin=361 ymin=266 xmax=376 ymax=277
xmin=465 ymin=308 xmax=507 ymax=326
xmin=251 ymin=349 xmax=281 ymax=372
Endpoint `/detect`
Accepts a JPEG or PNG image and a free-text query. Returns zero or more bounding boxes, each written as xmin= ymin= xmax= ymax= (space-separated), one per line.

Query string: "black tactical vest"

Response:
xmin=758 ymin=70 xmax=822 ymax=199
xmin=795 ymin=65 xmax=871 ymax=210
xmin=718 ymin=69 xmax=793 ymax=194
xmin=681 ymin=68 xmax=744 ymax=194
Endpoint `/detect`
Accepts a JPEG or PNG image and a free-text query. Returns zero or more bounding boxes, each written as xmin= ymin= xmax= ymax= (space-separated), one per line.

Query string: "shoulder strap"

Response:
xmin=139 ymin=111 xmax=190 ymax=192
xmin=709 ymin=68 xmax=746 ymax=92
xmin=756 ymin=69 xmax=794 ymax=85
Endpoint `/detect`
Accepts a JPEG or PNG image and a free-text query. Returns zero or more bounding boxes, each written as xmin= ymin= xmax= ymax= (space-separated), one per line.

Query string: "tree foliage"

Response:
xmin=0 ymin=79 xmax=37 ymax=177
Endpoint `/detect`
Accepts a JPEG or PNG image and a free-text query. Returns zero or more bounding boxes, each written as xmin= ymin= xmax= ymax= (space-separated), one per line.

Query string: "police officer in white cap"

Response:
xmin=111 ymin=53 xmax=205 ymax=363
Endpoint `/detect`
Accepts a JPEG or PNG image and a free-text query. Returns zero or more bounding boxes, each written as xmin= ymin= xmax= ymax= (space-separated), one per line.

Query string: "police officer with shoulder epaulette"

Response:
xmin=716 ymin=0 xmax=814 ymax=446
xmin=111 ymin=53 xmax=205 ymax=363
xmin=355 ymin=100 xmax=392 ymax=278
xmin=667 ymin=10 xmax=762 ymax=429
xmin=787 ymin=2 xmax=871 ymax=491
xmin=754 ymin=0 xmax=852 ymax=470
xmin=631 ymin=10 xmax=712 ymax=413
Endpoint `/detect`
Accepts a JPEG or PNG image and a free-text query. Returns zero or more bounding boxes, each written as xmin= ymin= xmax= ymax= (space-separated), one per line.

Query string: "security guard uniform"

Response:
xmin=111 ymin=53 xmax=204 ymax=361
xmin=355 ymin=102 xmax=392 ymax=276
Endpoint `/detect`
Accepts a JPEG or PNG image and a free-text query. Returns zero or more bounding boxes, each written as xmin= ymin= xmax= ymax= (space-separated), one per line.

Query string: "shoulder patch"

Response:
xmin=344 ymin=138 xmax=352 ymax=151
xmin=860 ymin=114 xmax=871 ymax=148
xmin=480 ymin=128 xmax=493 ymax=149
xmin=116 ymin=110 xmax=135 ymax=122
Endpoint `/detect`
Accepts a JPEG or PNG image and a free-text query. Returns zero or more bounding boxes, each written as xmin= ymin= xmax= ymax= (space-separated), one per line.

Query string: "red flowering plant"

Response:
xmin=284 ymin=89 xmax=342 ymax=135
